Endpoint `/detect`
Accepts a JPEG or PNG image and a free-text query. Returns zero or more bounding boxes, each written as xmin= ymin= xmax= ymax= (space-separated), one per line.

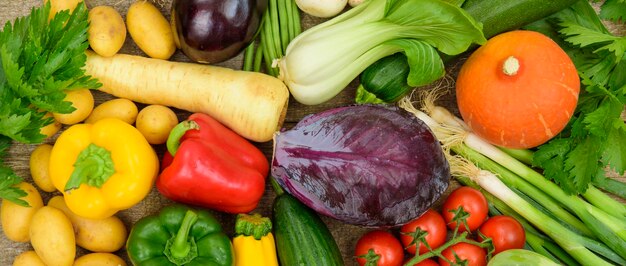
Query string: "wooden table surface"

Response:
xmin=0 ymin=1 xmax=623 ymax=265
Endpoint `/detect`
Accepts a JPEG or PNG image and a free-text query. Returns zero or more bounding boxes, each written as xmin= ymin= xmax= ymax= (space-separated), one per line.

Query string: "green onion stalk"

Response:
xmin=420 ymin=102 xmax=626 ymax=259
xmin=447 ymin=155 xmax=614 ymax=265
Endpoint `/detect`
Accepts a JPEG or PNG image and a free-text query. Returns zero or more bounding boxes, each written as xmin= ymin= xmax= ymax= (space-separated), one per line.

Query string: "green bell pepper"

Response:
xmin=126 ymin=204 xmax=234 ymax=266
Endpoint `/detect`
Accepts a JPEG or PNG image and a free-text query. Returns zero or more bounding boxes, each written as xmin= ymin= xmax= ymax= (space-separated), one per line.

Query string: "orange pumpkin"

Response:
xmin=455 ymin=30 xmax=580 ymax=149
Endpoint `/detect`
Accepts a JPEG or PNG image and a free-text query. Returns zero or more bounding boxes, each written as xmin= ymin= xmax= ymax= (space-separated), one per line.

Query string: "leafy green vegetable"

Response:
xmin=277 ymin=0 xmax=485 ymax=105
xmin=0 ymin=2 xmax=99 ymax=144
xmin=0 ymin=2 xmax=99 ymax=205
xmin=0 ymin=137 xmax=27 ymax=207
xmin=529 ymin=0 xmax=626 ymax=195
xmin=599 ymin=0 xmax=626 ymax=22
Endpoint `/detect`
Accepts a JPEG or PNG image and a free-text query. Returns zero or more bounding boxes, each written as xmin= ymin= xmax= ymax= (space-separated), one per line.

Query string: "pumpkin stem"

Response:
xmin=502 ymin=56 xmax=520 ymax=76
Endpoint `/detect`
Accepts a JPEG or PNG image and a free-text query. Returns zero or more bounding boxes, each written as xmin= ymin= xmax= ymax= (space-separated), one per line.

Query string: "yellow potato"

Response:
xmin=53 ymin=89 xmax=94 ymax=125
xmin=13 ymin=251 xmax=46 ymax=266
xmin=127 ymin=1 xmax=176 ymax=59
xmin=39 ymin=112 xmax=61 ymax=139
xmin=86 ymin=98 xmax=139 ymax=124
xmin=30 ymin=144 xmax=56 ymax=192
xmin=1 ymin=182 xmax=43 ymax=242
xmin=73 ymin=253 xmax=127 ymax=266
xmin=136 ymin=105 xmax=179 ymax=144
xmin=44 ymin=0 xmax=82 ymax=20
xmin=48 ymin=196 xmax=127 ymax=252
xmin=29 ymin=206 xmax=76 ymax=266
xmin=88 ymin=6 xmax=126 ymax=57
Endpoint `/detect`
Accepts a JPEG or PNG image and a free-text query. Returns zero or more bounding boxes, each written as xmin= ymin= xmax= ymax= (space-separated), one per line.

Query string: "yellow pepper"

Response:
xmin=233 ymin=213 xmax=279 ymax=266
xmin=49 ymin=118 xmax=159 ymax=219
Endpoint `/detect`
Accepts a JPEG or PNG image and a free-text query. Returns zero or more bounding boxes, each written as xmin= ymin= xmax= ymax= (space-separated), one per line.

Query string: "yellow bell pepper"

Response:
xmin=233 ymin=213 xmax=279 ymax=266
xmin=49 ymin=118 xmax=159 ymax=219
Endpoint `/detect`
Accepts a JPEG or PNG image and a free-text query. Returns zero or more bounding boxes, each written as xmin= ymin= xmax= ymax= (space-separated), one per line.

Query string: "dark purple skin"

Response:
xmin=172 ymin=0 xmax=266 ymax=63
xmin=272 ymin=105 xmax=450 ymax=227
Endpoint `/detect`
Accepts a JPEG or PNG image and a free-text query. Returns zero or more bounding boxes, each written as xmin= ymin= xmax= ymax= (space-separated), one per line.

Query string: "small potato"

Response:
xmin=53 ymin=89 xmax=94 ymax=125
xmin=127 ymin=1 xmax=176 ymax=59
xmin=48 ymin=196 xmax=127 ymax=252
xmin=30 ymin=206 xmax=76 ymax=266
xmin=73 ymin=253 xmax=127 ymax=266
xmin=136 ymin=105 xmax=179 ymax=144
xmin=30 ymin=144 xmax=56 ymax=192
xmin=1 ymin=182 xmax=43 ymax=242
xmin=13 ymin=251 xmax=46 ymax=266
xmin=39 ymin=112 xmax=61 ymax=139
xmin=44 ymin=0 xmax=82 ymax=20
xmin=86 ymin=98 xmax=139 ymax=124
xmin=88 ymin=6 xmax=126 ymax=57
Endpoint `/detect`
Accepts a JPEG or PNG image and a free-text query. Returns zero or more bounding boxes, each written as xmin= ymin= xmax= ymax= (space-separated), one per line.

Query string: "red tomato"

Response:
xmin=400 ymin=209 xmax=447 ymax=254
xmin=442 ymin=187 xmax=488 ymax=232
xmin=439 ymin=242 xmax=487 ymax=266
xmin=355 ymin=230 xmax=404 ymax=266
xmin=478 ymin=215 xmax=526 ymax=254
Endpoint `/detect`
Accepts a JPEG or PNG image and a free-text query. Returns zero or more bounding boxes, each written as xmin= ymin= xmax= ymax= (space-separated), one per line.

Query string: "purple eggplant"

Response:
xmin=272 ymin=105 xmax=450 ymax=227
xmin=171 ymin=0 xmax=266 ymax=63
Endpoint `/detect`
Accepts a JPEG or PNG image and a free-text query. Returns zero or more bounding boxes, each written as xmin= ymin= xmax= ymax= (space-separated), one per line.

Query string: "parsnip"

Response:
xmin=84 ymin=51 xmax=289 ymax=142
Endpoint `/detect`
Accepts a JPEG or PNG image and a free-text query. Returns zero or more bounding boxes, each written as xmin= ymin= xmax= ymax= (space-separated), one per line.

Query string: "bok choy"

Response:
xmin=276 ymin=0 xmax=485 ymax=105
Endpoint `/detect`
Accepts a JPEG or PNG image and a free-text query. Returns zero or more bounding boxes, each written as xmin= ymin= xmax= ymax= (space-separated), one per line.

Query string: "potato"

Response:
xmin=127 ymin=1 xmax=176 ymax=59
xmin=48 ymin=196 xmax=127 ymax=252
xmin=86 ymin=98 xmax=139 ymax=124
xmin=88 ymin=6 xmax=126 ymax=57
xmin=53 ymin=89 xmax=94 ymax=125
xmin=73 ymin=253 xmax=127 ymax=266
xmin=136 ymin=105 xmax=179 ymax=144
xmin=30 ymin=144 xmax=56 ymax=192
xmin=44 ymin=0 xmax=82 ymax=20
xmin=13 ymin=251 xmax=46 ymax=266
xmin=1 ymin=182 xmax=43 ymax=242
xmin=29 ymin=206 xmax=76 ymax=266
xmin=39 ymin=112 xmax=61 ymax=139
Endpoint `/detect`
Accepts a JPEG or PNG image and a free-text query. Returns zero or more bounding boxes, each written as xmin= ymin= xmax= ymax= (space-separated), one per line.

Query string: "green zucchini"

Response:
xmin=355 ymin=0 xmax=579 ymax=104
xmin=272 ymin=193 xmax=344 ymax=266
xmin=355 ymin=53 xmax=411 ymax=104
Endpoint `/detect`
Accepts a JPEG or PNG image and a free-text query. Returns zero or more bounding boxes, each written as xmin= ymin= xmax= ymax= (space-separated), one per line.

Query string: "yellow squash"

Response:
xmin=49 ymin=118 xmax=159 ymax=219
xmin=233 ymin=213 xmax=279 ymax=266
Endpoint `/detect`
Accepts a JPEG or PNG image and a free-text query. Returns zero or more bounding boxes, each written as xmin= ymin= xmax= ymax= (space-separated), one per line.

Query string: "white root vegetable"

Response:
xmin=84 ymin=51 xmax=290 ymax=142
xmin=296 ymin=0 xmax=347 ymax=18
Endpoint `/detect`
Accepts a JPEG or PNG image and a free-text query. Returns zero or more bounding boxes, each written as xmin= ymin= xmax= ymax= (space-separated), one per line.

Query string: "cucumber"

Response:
xmin=463 ymin=0 xmax=579 ymax=39
xmin=356 ymin=0 xmax=579 ymax=104
xmin=272 ymin=193 xmax=344 ymax=266
xmin=355 ymin=53 xmax=411 ymax=104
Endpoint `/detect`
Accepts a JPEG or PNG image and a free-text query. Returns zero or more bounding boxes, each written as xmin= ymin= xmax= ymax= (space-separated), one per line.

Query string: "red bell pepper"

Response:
xmin=157 ymin=113 xmax=269 ymax=213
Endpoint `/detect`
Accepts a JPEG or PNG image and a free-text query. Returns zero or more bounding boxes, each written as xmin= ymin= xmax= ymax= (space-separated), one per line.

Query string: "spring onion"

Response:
xmin=421 ymin=100 xmax=626 ymax=258
xmin=277 ymin=0 xmax=485 ymax=105
xmin=448 ymin=155 xmax=612 ymax=265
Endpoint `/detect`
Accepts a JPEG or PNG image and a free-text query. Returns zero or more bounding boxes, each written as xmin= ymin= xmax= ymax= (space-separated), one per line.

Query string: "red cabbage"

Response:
xmin=271 ymin=105 xmax=450 ymax=226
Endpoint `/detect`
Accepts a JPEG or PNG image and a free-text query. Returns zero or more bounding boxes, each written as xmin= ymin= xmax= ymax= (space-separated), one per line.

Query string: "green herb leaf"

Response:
xmin=0 ymin=136 xmax=28 ymax=207
xmin=0 ymin=1 xmax=100 ymax=144
xmin=599 ymin=0 xmax=626 ymax=22
xmin=528 ymin=1 xmax=626 ymax=195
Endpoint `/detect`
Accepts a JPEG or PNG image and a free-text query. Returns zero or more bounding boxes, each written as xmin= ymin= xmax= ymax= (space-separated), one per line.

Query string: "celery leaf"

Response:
xmin=0 ymin=137 xmax=27 ymax=207
xmin=528 ymin=0 xmax=626 ymax=195
xmin=602 ymin=123 xmax=626 ymax=175
xmin=600 ymin=0 xmax=626 ymax=22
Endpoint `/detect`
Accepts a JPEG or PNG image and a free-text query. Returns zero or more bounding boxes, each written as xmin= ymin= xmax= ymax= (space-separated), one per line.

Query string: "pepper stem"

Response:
xmin=64 ymin=143 xmax=115 ymax=192
xmin=164 ymin=210 xmax=199 ymax=265
xmin=166 ymin=120 xmax=200 ymax=156
xmin=171 ymin=210 xmax=198 ymax=258
xmin=235 ymin=213 xmax=272 ymax=240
